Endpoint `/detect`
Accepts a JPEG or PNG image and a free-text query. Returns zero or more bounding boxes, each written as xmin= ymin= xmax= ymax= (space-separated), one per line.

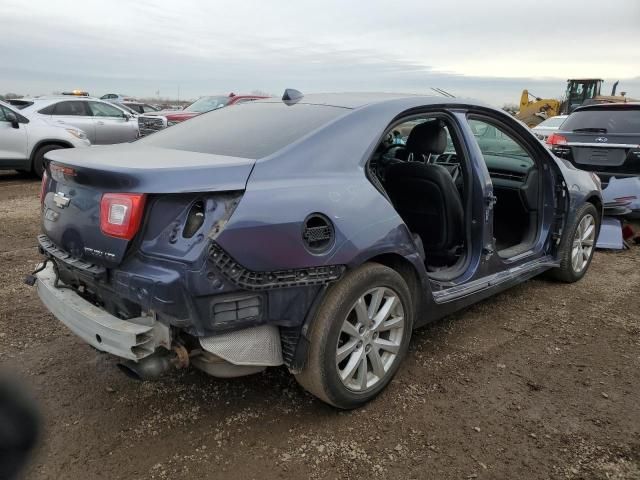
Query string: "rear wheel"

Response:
xmin=32 ymin=144 xmax=64 ymax=178
xmin=295 ymin=263 xmax=413 ymax=409
xmin=550 ymin=203 xmax=599 ymax=283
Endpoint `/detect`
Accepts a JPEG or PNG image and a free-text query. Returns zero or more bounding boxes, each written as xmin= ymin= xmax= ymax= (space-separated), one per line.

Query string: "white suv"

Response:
xmin=0 ymin=100 xmax=90 ymax=177
xmin=9 ymin=96 xmax=139 ymax=145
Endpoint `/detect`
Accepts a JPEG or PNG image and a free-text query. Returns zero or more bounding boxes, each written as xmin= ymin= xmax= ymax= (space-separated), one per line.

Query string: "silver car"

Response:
xmin=107 ymin=101 xmax=168 ymax=137
xmin=11 ymin=96 xmax=139 ymax=145
xmin=0 ymin=100 xmax=90 ymax=176
xmin=531 ymin=115 xmax=568 ymax=142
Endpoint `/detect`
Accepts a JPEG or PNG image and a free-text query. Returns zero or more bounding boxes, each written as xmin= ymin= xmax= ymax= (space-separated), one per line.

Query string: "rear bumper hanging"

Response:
xmin=35 ymin=263 xmax=170 ymax=361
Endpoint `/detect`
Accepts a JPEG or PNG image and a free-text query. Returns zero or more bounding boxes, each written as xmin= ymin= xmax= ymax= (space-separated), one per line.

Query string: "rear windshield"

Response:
xmin=561 ymin=108 xmax=640 ymax=134
xmin=139 ymin=102 xmax=346 ymax=159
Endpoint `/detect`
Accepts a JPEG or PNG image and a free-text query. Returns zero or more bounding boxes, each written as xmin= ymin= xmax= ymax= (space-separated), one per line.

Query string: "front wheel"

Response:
xmin=295 ymin=263 xmax=414 ymax=409
xmin=550 ymin=203 xmax=600 ymax=283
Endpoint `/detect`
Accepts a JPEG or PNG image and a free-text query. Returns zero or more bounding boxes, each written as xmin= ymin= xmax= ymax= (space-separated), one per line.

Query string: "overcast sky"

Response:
xmin=1 ymin=0 xmax=639 ymax=105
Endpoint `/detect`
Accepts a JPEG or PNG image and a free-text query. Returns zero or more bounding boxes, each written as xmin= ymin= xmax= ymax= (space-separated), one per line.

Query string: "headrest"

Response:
xmin=405 ymin=120 xmax=447 ymax=156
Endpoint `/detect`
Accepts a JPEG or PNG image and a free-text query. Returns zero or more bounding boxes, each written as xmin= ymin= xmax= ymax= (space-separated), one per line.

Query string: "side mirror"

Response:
xmin=5 ymin=111 xmax=19 ymax=129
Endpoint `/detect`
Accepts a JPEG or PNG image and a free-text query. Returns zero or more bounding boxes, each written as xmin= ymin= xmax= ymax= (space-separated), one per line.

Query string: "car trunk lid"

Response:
xmin=552 ymin=132 xmax=640 ymax=177
xmin=41 ymin=144 xmax=254 ymax=267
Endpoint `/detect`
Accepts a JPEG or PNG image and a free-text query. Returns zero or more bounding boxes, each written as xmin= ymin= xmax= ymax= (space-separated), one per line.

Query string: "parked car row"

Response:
xmin=0 ymin=91 xmax=269 ymax=175
xmin=10 ymin=96 xmax=140 ymax=144
xmin=144 ymin=93 xmax=268 ymax=128
xmin=0 ymin=99 xmax=90 ymax=176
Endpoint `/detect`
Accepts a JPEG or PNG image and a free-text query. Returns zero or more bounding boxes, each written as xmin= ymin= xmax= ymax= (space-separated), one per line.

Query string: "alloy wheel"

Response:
xmin=571 ymin=213 xmax=596 ymax=273
xmin=336 ymin=287 xmax=405 ymax=392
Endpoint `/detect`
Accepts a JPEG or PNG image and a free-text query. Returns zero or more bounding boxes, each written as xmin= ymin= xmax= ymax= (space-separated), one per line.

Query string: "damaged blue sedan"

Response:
xmin=31 ymin=90 xmax=602 ymax=408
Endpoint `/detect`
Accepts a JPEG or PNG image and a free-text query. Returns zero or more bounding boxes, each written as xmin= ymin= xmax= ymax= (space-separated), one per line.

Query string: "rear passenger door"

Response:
xmin=88 ymin=102 xmax=138 ymax=144
xmin=49 ymin=101 xmax=96 ymax=143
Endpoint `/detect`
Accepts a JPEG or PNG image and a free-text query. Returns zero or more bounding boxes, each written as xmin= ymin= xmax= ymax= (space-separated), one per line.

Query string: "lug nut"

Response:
xmin=365 ymin=344 xmax=372 ymax=353
xmin=357 ymin=341 xmax=363 ymax=349
xmin=358 ymin=326 xmax=365 ymax=335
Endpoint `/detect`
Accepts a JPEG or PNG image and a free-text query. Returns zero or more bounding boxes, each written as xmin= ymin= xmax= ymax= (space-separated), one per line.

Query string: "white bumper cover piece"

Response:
xmin=199 ymin=325 xmax=283 ymax=366
xmin=36 ymin=264 xmax=170 ymax=361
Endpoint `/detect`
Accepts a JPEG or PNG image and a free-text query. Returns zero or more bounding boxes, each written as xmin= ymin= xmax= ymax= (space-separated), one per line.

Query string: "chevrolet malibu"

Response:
xmin=31 ymin=91 xmax=602 ymax=409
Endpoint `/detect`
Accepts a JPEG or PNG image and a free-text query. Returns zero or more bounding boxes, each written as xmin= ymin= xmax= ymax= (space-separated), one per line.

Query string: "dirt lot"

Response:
xmin=0 ymin=170 xmax=639 ymax=480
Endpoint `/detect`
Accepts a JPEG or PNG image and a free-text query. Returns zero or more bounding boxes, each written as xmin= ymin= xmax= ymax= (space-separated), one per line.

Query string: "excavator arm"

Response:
xmin=516 ymin=90 xmax=561 ymax=127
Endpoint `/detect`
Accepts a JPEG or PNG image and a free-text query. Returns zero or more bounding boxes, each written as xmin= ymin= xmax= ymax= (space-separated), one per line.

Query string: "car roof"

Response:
xmin=26 ymin=95 xmax=97 ymax=101
xmin=533 ymin=115 xmax=568 ymax=126
xmin=257 ymin=92 xmax=482 ymax=110
xmin=17 ymin=96 xmax=131 ymax=114
xmin=573 ymin=102 xmax=640 ymax=112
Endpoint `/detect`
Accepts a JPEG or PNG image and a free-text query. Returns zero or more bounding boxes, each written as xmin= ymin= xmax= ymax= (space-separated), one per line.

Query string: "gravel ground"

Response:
xmin=0 ymin=170 xmax=639 ymax=480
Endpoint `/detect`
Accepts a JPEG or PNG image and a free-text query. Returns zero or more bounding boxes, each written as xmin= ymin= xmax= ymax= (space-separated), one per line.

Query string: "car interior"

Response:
xmin=369 ymin=116 xmax=467 ymax=273
xmin=369 ymin=114 xmax=541 ymax=275
xmin=468 ymin=118 xmax=541 ymax=258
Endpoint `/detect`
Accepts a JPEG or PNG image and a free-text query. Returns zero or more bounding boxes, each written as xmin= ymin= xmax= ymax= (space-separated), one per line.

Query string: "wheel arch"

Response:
xmin=584 ymin=194 xmax=603 ymax=237
xmin=289 ymin=251 xmax=430 ymax=373
xmin=365 ymin=252 xmax=431 ymax=326
xmin=584 ymin=194 xmax=603 ymax=218
xmin=29 ymin=139 xmax=74 ymax=166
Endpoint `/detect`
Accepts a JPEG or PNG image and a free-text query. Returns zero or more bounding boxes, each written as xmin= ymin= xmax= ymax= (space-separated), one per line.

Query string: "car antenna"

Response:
xmin=282 ymin=88 xmax=304 ymax=103
xmin=431 ymin=87 xmax=456 ymax=98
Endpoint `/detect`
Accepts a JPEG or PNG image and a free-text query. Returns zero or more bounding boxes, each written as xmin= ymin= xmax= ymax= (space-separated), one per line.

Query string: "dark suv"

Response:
xmin=32 ymin=92 xmax=601 ymax=409
xmin=547 ymin=103 xmax=640 ymax=182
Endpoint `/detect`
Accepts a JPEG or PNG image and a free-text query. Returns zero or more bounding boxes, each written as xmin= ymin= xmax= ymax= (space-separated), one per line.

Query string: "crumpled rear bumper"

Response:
xmin=36 ymin=264 xmax=170 ymax=361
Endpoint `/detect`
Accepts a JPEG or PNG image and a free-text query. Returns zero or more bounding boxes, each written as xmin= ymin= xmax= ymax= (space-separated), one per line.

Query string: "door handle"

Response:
xmin=96 ymin=121 xmax=105 ymax=125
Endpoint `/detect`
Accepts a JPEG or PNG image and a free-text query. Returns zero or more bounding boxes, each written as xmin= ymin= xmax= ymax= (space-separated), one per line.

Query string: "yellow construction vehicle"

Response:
xmin=516 ymin=79 xmax=635 ymax=127
xmin=517 ymin=90 xmax=561 ymax=127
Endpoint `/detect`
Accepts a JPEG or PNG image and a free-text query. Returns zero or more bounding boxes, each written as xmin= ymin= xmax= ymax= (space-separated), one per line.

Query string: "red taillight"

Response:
xmin=100 ymin=193 xmax=146 ymax=240
xmin=546 ymin=133 xmax=568 ymax=146
xmin=40 ymin=171 xmax=48 ymax=206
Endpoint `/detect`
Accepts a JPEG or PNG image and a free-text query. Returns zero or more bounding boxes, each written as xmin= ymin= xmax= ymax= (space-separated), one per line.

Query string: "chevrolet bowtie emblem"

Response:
xmin=53 ymin=192 xmax=70 ymax=209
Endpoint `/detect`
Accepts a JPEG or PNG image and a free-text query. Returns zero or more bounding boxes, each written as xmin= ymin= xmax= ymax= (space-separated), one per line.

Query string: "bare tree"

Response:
xmin=502 ymin=103 xmax=518 ymax=115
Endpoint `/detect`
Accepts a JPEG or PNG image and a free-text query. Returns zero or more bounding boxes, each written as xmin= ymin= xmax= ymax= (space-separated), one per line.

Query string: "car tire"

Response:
xmin=294 ymin=262 xmax=414 ymax=409
xmin=549 ymin=202 xmax=599 ymax=283
xmin=32 ymin=144 xmax=63 ymax=178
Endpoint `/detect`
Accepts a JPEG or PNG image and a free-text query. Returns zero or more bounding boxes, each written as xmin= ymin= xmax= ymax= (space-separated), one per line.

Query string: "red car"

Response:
xmin=152 ymin=93 xmax=268 ymax=126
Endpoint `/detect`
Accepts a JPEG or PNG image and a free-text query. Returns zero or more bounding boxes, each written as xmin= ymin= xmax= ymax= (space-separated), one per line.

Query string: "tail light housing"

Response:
xmin=546 ymin=133 xmax=568 ymax=146
xmin=40 ymin=171 xmax=48 ymax=206
xmin=100 ymin=193 xmax=147 ymax=240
